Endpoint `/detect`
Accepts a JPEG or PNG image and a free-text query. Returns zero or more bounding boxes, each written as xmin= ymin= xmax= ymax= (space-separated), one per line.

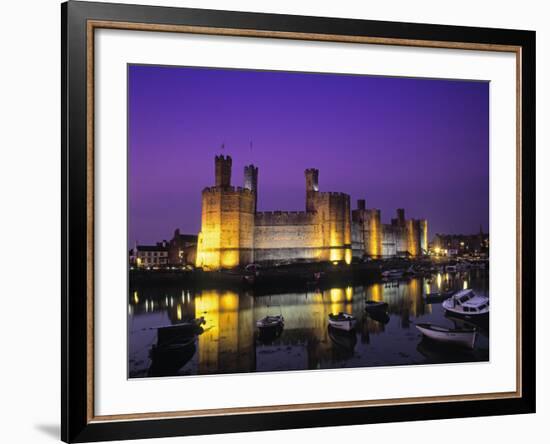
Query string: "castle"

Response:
xmin=195 ymin=155 xmax=427 ymax=270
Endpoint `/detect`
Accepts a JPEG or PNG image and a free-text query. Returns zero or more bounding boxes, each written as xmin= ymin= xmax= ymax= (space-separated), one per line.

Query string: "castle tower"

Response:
xmin=419 ymin=219 xmax=428 ymax=254
xmin=396 ymin=208 xmax=405 ymax=226
xmin=196 ymin=155 xmax=254 ymax=270
xmin=406 ymin=219 xmax=421 ymax=257
xmin=363 ymin=208 xmax=383 ymax=258
xmin=215 ymin=155 xmax=232 ymax=187
xmin=305 ymin=168 xmax=319 ymax=212
xmin=244 ymin=164 xmax=258 ymax=212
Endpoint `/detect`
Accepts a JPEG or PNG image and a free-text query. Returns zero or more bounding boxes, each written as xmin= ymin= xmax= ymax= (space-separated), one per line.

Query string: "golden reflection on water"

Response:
xmin=129 ymin=270 xmax=490 ymax=376
xmin=368 ymin=283 xmax=383 ymax=302
xmin=194 ymin=291 xmax=255 ymax=374
xmin=129 ymin=277 xmax=454 ymax=374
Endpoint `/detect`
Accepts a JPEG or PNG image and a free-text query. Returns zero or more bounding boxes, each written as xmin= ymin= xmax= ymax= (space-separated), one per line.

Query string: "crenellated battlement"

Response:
xmin=202 ymin=186 xmax=254 ymax=195
xmin=321 ymin=191 xmax=350 ymax=198
xmin=255 ymin=210 xmax=317 ymax=226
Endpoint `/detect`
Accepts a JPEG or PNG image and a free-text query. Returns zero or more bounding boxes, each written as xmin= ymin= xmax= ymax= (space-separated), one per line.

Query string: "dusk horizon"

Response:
xmin=129 ymin=64 xmax=489 ymax=246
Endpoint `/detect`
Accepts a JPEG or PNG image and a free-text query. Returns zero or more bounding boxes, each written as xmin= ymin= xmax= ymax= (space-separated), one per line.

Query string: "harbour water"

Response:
xmin=128 ymin=269 xmax=489 ymax=378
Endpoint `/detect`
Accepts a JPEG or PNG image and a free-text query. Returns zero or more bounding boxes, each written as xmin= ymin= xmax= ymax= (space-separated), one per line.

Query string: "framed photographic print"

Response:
xmin=61 ymin=1 xmax=536 ymax=442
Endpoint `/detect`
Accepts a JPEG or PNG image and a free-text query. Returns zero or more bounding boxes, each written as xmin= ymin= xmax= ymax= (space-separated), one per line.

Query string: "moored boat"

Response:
xmin=404 ymin=265 xmax=419 ymax=276
xmin=381 ymin=269 xmax=404 ymax=279
xmin=442 ymin=289 xmax=489 ymax=317
xmin=367 ymin=309 xmax=390 ymax=324
xmin=364 ymin=300 xmax=389 ymax=312
xmin=328 ymin=325 xmax=357 ymax=350
xmin=148 ymin=337 xmax=196 ymax=377
xmin=328 ymin=312 xmax=357 ymax=331
xmin=416 ymin=323 xmax=477 ymax=349
xmin=155 ymin=317 xmax=205 ymax=346
xmin=424 ymin=290 xmax=455 ymax=304
xmin=256 ymin=315 xmax=284 ymax=330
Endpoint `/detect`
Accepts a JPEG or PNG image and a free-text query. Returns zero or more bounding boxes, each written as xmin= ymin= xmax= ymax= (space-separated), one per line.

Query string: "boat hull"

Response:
xmin=256 ymin=316 xmax=284 ymax=330
xmin=365 ymin=301 xmax=388 ymax=312
xmin=328 ymin=326 xmax=357 ymax=349
xmin=416 ymin=324 xmax=477 ymax=349
xmin=442 ymin=300 xmax=489 ymax=317
xmin=328 ymin=319 xmax=356 ymax=331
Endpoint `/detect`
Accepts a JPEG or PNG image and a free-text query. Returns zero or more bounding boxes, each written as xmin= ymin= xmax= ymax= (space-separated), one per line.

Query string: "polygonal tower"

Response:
xmin=305 ymin=168 xmax=319 ymax=212
xmin=396 ymin=208 xmax=405 ymax=226
xmin=196 ymin=154 xmax=255 ymax=270
xmin=215 ymin=155 xmax=232 ymax=187
xmin=244 ymin=164 xmax=258 ymax=212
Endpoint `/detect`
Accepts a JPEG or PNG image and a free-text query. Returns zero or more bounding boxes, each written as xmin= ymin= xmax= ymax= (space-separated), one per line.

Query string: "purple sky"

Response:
xmin=129 ymin=65 xmax=489 ymax=246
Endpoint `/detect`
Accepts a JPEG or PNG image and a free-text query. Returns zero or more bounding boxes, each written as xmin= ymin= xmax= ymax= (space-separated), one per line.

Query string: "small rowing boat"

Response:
xmin=416 ymin=323 xmax=477 ymax=349
xmin=364 ymin=300 xmax=389 ymax=312
xmin=328 ymin=326 xmax=357 ymax=350
xmin=256 ymin=315 xmax=284 ymax=330
xmin=381 ymin=269 xmax=404 ymax=279
xmin=328 ymin=312 xmax=357 ymax=331
xmin=155 ymin=317 xmax=205 ymax=346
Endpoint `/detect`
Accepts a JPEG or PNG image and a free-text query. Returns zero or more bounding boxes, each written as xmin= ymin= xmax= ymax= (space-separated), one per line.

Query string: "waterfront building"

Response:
xmin=430 ymin=228 xmax=489 ymax=256
xmin=195 ymin=154 xmax=428 ymax=270
xmin=168 ymin=229 xmax=198 ymax=266
xmin=133 ymin=241 xmax=169 ymax=268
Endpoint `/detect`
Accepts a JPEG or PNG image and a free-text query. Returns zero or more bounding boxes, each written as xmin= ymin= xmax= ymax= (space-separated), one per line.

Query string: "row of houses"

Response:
xmin=130 ymin=229 xmax=197 ymax=268
xmin=430 ymin=228 xmax=489 ymax=257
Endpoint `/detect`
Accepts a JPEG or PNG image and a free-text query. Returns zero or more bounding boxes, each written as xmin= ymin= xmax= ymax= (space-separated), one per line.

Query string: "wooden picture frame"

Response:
xmin=62 ymin=1 xmax=536 ymax=442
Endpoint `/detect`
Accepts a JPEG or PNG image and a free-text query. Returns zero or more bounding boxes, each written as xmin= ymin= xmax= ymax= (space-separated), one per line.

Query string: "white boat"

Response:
xmin=256 ymin=315 xmax=284 ymax=330
xmin=416 ymin=323 xmax=477 ymax=349
xmin=442 ymin=289 xmax=489 ymax=317
xmin=381 ymin=269 xmax=404 ymax=279
xmin=328 ymin=312 xmax=357 ymax=331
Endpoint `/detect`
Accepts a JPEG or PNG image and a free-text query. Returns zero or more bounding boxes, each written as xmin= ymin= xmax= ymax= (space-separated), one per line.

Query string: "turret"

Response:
xmin=305 ymin=168 xmax=319 ymax=212
xmin=215 ymin=155 xmax=232 ymax=187
xmin=397 ymin=208 xmax=405 ymax=226
xmin=244 ymin=164 xmax=258 ymax=211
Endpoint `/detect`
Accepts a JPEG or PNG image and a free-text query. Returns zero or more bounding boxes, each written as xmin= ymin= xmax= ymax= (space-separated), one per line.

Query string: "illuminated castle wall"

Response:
xmin=352 ymin=204 xmax=428 ymax=259
xmin=196 ymin=155 xmax=426 ymax=269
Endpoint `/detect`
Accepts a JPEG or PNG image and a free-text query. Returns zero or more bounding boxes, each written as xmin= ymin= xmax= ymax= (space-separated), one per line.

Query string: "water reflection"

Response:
xmin=129 ymin=270 xmax=489 ymax=378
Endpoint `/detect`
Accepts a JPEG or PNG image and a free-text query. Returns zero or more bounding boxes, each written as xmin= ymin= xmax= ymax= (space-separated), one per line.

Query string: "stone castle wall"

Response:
xmin=252 ymin=190 xmax=352 ymax=264
xmin=196 ymin=156 xmax=426 ymax=269
xmin=253 ymin=211 xmax=322 ymax=260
